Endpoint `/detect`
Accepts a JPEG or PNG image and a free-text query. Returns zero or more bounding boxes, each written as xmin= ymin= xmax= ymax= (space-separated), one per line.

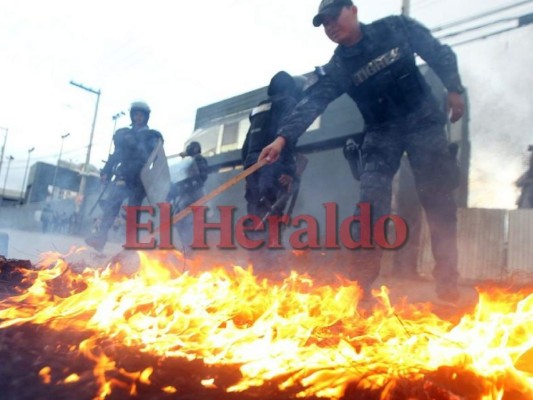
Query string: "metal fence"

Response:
xmin=417 ymin=208 xmax=533 ymax=282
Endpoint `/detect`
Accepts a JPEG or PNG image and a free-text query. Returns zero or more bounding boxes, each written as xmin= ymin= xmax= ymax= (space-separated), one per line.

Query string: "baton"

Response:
xmin=88 ymin=181 xmax=110 ymax=216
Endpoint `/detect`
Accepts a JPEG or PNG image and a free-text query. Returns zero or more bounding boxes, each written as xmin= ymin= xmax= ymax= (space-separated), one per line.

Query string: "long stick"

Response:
xmin=157 ymin=160 xmax=266 ymax=235
xmin=110 ymin=160 xmax=266 ymax=258
xmin=88 ymin=182 xmax=109 ymax=216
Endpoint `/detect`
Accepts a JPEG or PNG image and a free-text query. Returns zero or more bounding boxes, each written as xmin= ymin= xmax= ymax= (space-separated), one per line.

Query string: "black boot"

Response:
xmin=85 ymin=234 xmax=107 ymax=252
xmin=435 ymin=281 xmax=460 ymax=302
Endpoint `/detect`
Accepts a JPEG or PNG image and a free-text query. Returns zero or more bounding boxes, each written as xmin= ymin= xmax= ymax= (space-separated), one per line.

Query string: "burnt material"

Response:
xmin=0 ymin=322 xmax=501 ymax=400
xmin=0 ymin=257 xmax=34 ymax=298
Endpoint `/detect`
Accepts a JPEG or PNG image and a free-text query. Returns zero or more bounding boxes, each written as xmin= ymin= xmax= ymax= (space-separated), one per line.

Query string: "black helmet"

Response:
xmin=267 ymin=71 xmax=296 ymax=97
xmin=267 ymin=71 xmax=306 ymax=100
xmin=186 ymin=141 xmax=201 ymax=156
xmin=130 ymin=101 xmax=151 ymax=122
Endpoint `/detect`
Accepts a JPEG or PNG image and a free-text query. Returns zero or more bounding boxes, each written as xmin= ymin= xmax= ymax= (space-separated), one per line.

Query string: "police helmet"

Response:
xmin=267 ymin=71 xmax=306 ymax=100
xmin=267 ymin=71 xmax=296 ymax=97
xmin=130 ymin=101 xmax=151 ymax=122
xmin=186 ymin=141 xmax=201 ymax=156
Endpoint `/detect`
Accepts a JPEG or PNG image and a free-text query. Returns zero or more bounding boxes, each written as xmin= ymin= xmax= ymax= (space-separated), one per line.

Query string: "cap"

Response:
xmin=312 ymin=0 xmax=354 ymax=27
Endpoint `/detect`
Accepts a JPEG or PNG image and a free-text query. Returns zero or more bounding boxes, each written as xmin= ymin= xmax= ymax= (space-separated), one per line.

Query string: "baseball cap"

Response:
xmin=312 ymin=0 xmax=354 ymax=27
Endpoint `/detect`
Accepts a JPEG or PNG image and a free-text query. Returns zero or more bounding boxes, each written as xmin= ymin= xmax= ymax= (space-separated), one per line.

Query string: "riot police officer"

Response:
xmin=85 ymin=101 xmax=164 ymax=252
xmin=259 ymin=0 xmax=465 ymax=301
xmin=242 ymin=71 xmax=305 ymax=271
xmin=168 ymin=141 xmax=208 ymax=258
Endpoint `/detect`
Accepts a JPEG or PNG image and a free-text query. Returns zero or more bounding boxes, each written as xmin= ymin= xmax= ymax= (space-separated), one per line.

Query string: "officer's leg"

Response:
xmin=392 ymin=157 xmax=424 ymax=279
xmin=86 ymin=182 xmax=128 ymax=251
xmin=257 ymin=163 xmax=284 ymax=208
xmin=349 ymin=129 xmax=404 ymax=296
xmin=244 ymin=172 xmax=266 ymax=271
xmin=406 ymin=123 xmax=460 ymax=301
xmin=127 ymin=185 xmax=146 ymax=208
xmin=174 ymin=191 xmax=201 ymax=259
xmin=244 ymin=165 xmax=284 ymax=274
xmin=245 ymin=172 xmax=267 ymax=220
xmin=175 ymin=215 xmax=194 ymax=258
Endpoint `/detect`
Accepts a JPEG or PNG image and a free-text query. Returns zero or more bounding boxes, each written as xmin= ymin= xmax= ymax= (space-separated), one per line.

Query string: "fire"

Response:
xmin=1 ymin=249 xmax=532 ymax=399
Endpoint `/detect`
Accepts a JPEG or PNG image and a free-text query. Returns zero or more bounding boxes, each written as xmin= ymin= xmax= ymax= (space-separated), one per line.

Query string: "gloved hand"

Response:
xmin=278 ymin=174 xmax=293 ymax=187
xmin=447 ymin=92 xmax=465 ymax=123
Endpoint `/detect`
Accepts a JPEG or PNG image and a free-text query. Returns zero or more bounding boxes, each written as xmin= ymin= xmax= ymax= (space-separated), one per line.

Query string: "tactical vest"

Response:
xmin=113 ymin=127 xmax=162 ymax=182
xmin=246 ymin=100 xmax=277 ymax=155
xmin=335 ymin=18 xmax=435 ymax=125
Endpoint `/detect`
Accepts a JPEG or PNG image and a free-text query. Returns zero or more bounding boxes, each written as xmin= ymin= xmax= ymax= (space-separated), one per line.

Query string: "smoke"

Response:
xmin=457 ymin=26 xmax=533 ymax=209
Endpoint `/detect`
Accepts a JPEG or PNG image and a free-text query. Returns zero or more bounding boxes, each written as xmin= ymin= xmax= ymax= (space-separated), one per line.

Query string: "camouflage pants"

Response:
xmin=350 ymin=114 xmax=460 ymax=290
xmin=244 ymin=161 xmax=291 ymax=271
xmin=173 ymin=189 xmax=204 ymax=258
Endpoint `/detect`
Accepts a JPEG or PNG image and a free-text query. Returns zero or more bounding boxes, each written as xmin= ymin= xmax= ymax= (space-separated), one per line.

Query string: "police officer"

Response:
xmin=242 ymin=71 xmax=305 ymax=271
xmin=259 ymin=0 xmax=465 ymax=302
xmin=85 ymin=101 xmax=164 ymax=252
xmin=168 ymin=141 xmax=208 ymax=258
xmin=243 ymin=71 xmax=304 ymax=220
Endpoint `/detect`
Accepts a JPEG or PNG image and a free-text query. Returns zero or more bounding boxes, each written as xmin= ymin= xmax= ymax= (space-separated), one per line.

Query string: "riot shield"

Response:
xmin=140 ymin=140 xmax=171 ymax=205
xmin=172 ymin=157 xmax=200 ymax=185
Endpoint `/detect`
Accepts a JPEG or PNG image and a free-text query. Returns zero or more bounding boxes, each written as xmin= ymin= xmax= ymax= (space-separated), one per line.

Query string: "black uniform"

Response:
xmin=276 ymin=15 xmax=463 ymax=299
xmin=243 ymin=94 xmax=298 ymax=220
xmin=241 ymin=74 xmax=305 ymax=274
xmin=88 ymin=125 xmax=163 ymax=251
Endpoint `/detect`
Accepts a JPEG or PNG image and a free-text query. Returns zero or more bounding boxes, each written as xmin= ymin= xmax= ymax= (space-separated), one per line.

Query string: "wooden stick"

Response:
xmin=147 ymin=159 xmax=266 ymax=239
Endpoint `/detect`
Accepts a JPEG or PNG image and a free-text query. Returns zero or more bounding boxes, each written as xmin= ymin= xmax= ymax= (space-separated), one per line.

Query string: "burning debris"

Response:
xmin=0 ymin=256 xmax=34 ymax=298
xmin=0 ymin=250 xmax=532 ymax=400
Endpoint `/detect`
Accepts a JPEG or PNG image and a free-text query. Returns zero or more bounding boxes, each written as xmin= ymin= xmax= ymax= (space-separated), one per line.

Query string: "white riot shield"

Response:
xmin=140 ymin=140 xmax=171 ymax=205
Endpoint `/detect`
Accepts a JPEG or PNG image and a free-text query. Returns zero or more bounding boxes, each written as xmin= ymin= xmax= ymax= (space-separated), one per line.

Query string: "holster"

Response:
xmin=343 ymin=137 xmax=364 ymax=181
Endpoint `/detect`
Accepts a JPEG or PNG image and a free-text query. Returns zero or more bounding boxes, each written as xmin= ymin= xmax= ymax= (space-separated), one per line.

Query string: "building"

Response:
xmin=171 ymin=65 xmax=470 ymax=224
xmin=0 ymin=160 xmax=101 ymax=233
xmin=23 ymin=161 xmax=100 ymax=204
xmin=516 ymin=145 xmax=533 ymax=208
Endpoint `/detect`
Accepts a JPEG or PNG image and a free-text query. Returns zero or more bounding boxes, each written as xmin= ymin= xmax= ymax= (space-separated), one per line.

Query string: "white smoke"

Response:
xmin=457 ymin=25 xmax=533 ymax=209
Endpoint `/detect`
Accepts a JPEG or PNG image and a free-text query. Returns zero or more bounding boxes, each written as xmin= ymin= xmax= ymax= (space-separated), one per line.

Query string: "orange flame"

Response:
xmin=1 ymin=249 xmax=532 ymax=399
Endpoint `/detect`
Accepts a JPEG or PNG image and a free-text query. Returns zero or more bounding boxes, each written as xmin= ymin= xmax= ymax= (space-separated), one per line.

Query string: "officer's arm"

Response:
xmin=276 ymin=72 xmax=343 ymax=149
xmin=241 ymin=129 xmax=250 ymax=163
xmin=101 ymin=130 xmax=126 ymax=179
xmin=401 ymin=15 xmax=464 ymax=95
xmin=101 ymin=154 xmax=116 ymax=179
xmin=259 ymin=68 xmax=344 ymax=164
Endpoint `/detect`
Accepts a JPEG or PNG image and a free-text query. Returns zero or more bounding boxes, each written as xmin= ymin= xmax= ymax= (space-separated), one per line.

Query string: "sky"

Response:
xmin=0 ymin=0 xmax=532 ymax=209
